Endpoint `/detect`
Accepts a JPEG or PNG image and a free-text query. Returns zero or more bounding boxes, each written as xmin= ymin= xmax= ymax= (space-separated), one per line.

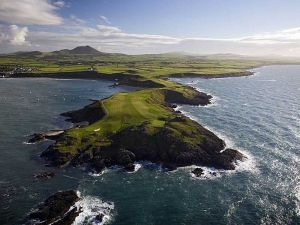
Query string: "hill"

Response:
xmin=52 ymin=46 xmax=104 ymax=55
xmin=69 ymin=45 xmax=102 ymax=55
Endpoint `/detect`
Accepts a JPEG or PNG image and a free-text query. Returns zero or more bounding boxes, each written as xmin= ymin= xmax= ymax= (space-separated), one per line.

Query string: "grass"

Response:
xmin=0 ymin=52 xmax=266 ymax=77
xmin=0 ymin=51 xmax=281 ymax=159
xmin=55 ymin=88 xmax=173 ymax=154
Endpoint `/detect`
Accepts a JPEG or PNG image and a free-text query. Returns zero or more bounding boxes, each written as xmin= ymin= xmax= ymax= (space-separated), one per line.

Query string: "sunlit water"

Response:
xmin=0 ymin=65 xmax=299 ymax=225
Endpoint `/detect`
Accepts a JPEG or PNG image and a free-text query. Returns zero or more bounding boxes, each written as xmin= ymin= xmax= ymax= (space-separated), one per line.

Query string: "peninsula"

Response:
xmin=1 ymin=46 xmax=288 ymax=173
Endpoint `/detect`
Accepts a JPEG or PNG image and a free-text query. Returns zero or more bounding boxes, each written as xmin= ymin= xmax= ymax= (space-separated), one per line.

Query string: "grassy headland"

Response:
xmin=2 ymin=46 xmax=293 ymax=172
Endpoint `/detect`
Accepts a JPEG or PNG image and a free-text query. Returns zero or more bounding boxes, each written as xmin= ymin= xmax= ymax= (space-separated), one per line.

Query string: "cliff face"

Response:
xmin=61 ymin=100 xmax=105 ymax=124
xmin=108 ymin=117 xmax=242 ymax=170
xmin=169 ymin=71 xmax=253 ymax=79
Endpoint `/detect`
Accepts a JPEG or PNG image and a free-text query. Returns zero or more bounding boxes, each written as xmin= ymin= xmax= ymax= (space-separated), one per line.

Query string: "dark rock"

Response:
xmin=90 ymin=157 xmax=105 ymax=173
xmin=28 ymin=131 xmax=64 ymax=144
xmin=115 ymin=149 xmax=135 ymax=167
xmin=41 ymin=147 xmax=73 ymax=167
xmin=52 ymin=207 xmax=82 ymax=225
xmin=169 ymin=116 xmax=185 ymax=122
xmin=171 ymin=104 xmax=177 ymax=108
xmin=162 ymin=162 xmax=177 ymax=171
xmin=164 ymin=89 xmax=212 ymax=106
xmin=94 ymin=213 xmax=104 ymax=223
xmin=71 ymin=152 xmax=92 ymax=166
xmin=26 ymin=190 xmax=80 ymax=225
xmin=28 ymin=133 xmax=45 ymax=143
xmin=124 ymin=163 xmax=135 ymax=172
xmin=42 ymin=116 xmax=245 ymax=173
xmin=34 ymin=171 xmax=55 ymax=179
xmin=214 ymin=148 xmax=245 ymax=170
xmin=169 ymin=71 xmax=253 ymax=79
xmin=192 ymin=168 xmax=204 ymax=177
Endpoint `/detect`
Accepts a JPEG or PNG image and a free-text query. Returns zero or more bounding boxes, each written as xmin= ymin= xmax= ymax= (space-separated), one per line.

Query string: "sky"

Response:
xmin=1 ymin=0 xmax=300 ymax=56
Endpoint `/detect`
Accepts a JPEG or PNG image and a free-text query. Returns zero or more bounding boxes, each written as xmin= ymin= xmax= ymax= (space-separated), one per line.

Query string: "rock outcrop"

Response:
xmin=28 ymin=131 xmax=64 ymax=144
xmin=26 ymin=190 xmax=80 ymax=225
xmin=41 ymin=113 xmax=245 ymax=173
xmin=192 ymin=168 xmax=204 ymax=177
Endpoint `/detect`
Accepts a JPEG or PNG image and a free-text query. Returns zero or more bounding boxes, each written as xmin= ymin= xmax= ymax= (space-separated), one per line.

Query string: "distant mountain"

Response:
xmin=7 ymin=47 xmax=293 ymax=61
xmin=69 ymin=46 xmax=101 ymax=54
xmin=49 ymin=46 xmax=106 ymax=56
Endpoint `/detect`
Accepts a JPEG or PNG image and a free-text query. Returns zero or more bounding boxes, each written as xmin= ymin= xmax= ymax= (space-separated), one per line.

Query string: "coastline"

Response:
xmin=168 ymin=70 xmax=253 ymax=79
xmin=11 ymin=68 xmax=257 ymax=223
xmin=9 ymin=70 xmax=254 ymax=80
xmin=21 ymin=69 xmax=255 ymax=174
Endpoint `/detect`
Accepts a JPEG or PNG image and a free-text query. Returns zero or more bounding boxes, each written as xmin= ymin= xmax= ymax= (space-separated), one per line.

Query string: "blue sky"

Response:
xmin=63 ymin=0 xmax=300 ymax=38
xmin=1 ymin=0 xmax=300 ymax=56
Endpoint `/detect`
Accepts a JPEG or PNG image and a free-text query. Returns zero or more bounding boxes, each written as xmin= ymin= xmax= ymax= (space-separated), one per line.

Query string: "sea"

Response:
xmin=0 ymin=65 xmax=299 ymax=225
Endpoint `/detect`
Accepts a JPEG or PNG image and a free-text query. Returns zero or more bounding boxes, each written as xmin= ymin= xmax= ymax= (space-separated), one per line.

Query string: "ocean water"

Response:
xmin=0 ymin=65 xmax=299 ymax=225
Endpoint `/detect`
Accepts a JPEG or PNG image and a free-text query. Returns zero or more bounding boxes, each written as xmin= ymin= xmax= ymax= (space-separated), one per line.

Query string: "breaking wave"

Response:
xmin=72 ymin=191 xmax=114 ymax=225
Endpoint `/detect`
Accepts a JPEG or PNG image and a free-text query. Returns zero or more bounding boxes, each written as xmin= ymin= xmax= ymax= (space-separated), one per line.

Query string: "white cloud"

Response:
xmin=0 ymin=24 xmax=28 ymax=46
xmin=9 ymin=25 xmax=28 ymax=45
xmin=1 ymin=22 xmax=300 ymax=56
xmin=53 ymin=0 xmax=65 ymax=8
xmin=69 ymin=15 xmax=85 ymax=25
xmin=0 ymin=0 xmax=63 ymax=25
xmin=100 ymin=15 xmax=110 ymax=24
xmin=97 ymin=25 xmax=122 ymax=34
xmin=238 ymin=27 xmax=300 ymax=45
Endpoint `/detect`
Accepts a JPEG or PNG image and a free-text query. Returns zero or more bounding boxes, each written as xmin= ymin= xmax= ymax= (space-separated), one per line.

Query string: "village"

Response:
xmin=0 ymin=65 xmax=37 ymax=77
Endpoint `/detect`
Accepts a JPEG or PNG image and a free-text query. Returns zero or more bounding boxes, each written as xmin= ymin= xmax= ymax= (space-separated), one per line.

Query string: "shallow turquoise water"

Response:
xmin=0 ymin=65 xmax=299 ymax=225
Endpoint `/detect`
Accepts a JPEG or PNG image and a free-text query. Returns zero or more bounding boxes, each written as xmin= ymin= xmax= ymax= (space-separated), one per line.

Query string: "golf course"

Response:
xmin=1 ymin=46 xmax=293 ymax=173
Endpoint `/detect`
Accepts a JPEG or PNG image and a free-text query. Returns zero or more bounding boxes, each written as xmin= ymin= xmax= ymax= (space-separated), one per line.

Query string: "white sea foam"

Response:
xmin=135 ymin=160 xmax=163 ymax=171
xmin=63 ymin=175 xmax=81 ymax=180
xmin=72 ymin=191 xmax=114 ymax=225
xmin=127 ymin=162 xmax=142 ymax=173
xmin=88 ymin=166 xmax=121 ymax=177
xmin=22 ymin=141 xmax=34 ymax=145
xmin=186 ymin=80 xmax=201 ymax=85
xmin=258 ymin=79 xmax=277 ymax=82
xmin=176 ymin=104 xmax=245 ymax=152
xmin=175 ymin=105 xmax=258 ymax=178
xmin=89 ymin=165 xmax=126 ymax=177
xmin=175 ymin=105 xmax=198 ymax=122
xmin=195 ymin=87 xmax=213 ymax=97
xmin=177 ymin=150 xmax=257 ymax=180
xmin=198 ymin=94 xmax=220 ymax=108
xmin=233 ymin=148 xmax=258 ymax=174
xmin=88 ymin=170 xmax=105 ymax=177
xmin=295 ymin=186 xmax=300 ymax=216
xmin=88 ymin=161 xmax=162 ymax=177
xmin=208 ymin=95 xmax=220 ymax=106
xmin=250 ymin=70 xmax=261 ymax=76
xmin=54 ymin=78 xmax=97 ymax=81
xmin=189 ymin=166 xmax=223 ymax=180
